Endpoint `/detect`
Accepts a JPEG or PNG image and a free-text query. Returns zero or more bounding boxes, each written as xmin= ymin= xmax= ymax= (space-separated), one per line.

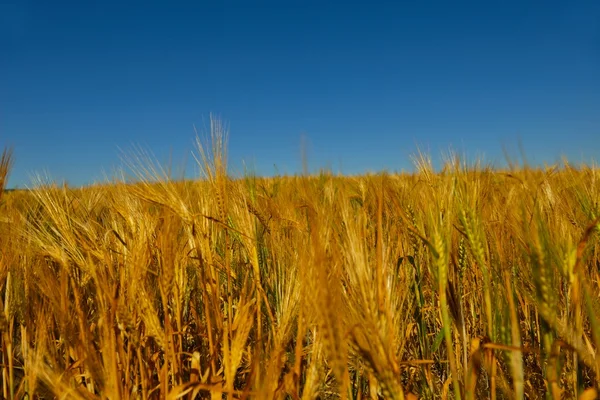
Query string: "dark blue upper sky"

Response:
xmin=2 ymin=1 xmax=599 ymax=187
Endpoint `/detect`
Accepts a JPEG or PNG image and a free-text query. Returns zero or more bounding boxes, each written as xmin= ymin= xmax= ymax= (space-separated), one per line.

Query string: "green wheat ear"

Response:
xmin=406 ymin=204 xmax=420 ymax=256
xmin=459 ymin=207 xmax=493 ymax=334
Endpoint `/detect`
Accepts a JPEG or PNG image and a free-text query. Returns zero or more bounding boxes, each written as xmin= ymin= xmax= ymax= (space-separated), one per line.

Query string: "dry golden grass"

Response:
xmin=1 ymin=128 xmax=600 ymax=399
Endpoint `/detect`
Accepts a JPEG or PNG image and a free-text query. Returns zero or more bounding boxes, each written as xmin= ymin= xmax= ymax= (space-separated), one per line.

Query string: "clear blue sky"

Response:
xmin=2 ymin=1 xmax=599 ymax=187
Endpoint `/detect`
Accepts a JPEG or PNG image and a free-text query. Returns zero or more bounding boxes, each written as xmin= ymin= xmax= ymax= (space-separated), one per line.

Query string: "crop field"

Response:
xmin=1 ymin=132 xmax=600 ymax=399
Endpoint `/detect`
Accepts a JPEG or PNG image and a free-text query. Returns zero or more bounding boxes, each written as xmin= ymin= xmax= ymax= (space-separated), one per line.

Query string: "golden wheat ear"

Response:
xmin=0 ymin=146 xmax=14 ymax=197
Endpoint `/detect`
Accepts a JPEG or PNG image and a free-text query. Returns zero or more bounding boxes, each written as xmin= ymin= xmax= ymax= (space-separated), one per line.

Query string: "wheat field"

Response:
xmin=1 ymin=126 xmax=600 ymax=399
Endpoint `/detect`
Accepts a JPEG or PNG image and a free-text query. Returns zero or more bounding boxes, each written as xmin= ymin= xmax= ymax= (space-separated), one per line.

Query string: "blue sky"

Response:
xmin=1 ymin=1 xmax=599 ymax=187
